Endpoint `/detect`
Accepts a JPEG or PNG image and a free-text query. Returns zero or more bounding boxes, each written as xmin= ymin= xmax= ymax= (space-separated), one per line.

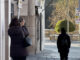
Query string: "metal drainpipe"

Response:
xmin=40 ymin=13 xmax=42 ymax=51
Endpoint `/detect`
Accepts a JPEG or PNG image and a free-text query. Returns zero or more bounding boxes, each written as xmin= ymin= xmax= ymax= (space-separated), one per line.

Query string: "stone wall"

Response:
xmin=14 ymin=0 xmax=38 ymax=55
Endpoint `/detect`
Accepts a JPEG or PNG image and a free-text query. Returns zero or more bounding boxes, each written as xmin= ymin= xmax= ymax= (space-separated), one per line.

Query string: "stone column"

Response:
xmin=5 ymin=0 xmax=10 ymax=60
xmin=40 ymin=0 xmax=45 ymax=50
xmin=26 ymin=0 xmax=36 ymax=55
xmin=0 ymin=0 xmax=6 ymax=60
xmin=0 ymin=0 xmax=9 ymax=60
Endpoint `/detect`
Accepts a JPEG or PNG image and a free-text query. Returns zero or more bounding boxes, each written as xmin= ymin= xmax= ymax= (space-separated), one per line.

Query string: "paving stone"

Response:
xmin=38 ymin=57 xmax=47 ymax=60
xmin=26 ymin=40 xmax=80 ymax=60
xmin=26 ymin=56 xmax=80 ymax=60
xmin=46 ymin=58 xmax=54 ymax=60
xmin=27 ymin=56 xmax=37 ymax=60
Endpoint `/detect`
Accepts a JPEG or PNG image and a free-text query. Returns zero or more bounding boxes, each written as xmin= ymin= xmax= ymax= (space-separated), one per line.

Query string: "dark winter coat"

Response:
xmin=8 ymin=26 xmax=29 ymax=57
xmin=57 ymin=34 xmax=71 ymax=53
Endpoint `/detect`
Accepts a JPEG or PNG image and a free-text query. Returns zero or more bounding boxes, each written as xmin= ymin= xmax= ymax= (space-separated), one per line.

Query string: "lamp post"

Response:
xmin=79 ymin=0 xmax=80 ymax=33
xmin=66 ymin=0 xmax=69 ymax=34
xmin=78 ymin=0 xmax=80 ymax=40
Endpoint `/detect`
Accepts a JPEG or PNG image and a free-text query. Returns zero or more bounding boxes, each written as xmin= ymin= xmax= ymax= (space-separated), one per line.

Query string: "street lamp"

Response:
xmin=78 ymin=0 xmax=80 ymax=40
xmin=66 ymin=0 xmax=69 ymax=34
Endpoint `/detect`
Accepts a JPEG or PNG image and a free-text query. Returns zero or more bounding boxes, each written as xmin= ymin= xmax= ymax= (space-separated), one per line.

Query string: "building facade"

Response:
xmin=0 ymin=0 xmax=45 ymax=60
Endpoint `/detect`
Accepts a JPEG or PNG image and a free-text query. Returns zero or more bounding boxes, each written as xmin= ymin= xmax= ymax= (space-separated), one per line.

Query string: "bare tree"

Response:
xmin=49 ymin=0 xmax=78 ymax=28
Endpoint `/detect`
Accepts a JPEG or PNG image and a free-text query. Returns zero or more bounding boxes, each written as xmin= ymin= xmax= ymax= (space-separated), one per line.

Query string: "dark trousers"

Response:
xmin=60 ymin=52 xmax=68 ymax=60
xmin=12 ymin=56 xmax=26 ymax=60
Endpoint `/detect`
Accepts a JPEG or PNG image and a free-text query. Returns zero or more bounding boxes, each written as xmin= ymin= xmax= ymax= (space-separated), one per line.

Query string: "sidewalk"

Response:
xmin=10 ymin=38 xmax=80 ymax=60
xmin=26 ymin=51 xmax=80 ymax=60
xmin=25 ymin=39 xmax=80 ymax=60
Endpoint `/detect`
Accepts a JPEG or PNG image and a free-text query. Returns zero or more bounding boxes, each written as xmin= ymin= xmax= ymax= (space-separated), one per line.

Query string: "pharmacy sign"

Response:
xmin=75 ymin=8 xmax=80 ymax=24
